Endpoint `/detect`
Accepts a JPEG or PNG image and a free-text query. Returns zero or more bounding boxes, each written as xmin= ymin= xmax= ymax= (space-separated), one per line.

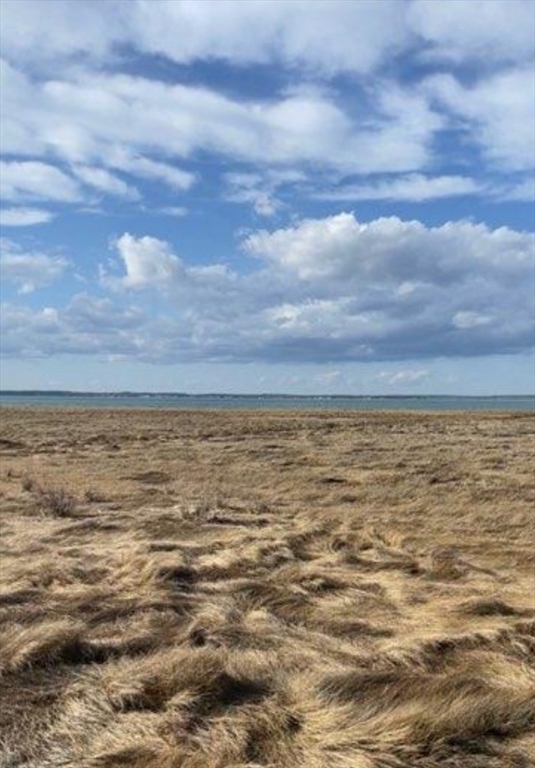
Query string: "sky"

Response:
xmin=0 ymin=0 xmax=534 ymax=395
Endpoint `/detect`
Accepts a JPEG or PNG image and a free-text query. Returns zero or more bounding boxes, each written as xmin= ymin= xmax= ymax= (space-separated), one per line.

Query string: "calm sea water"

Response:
xmin=0 ymin=392 xmax=533 ymax=411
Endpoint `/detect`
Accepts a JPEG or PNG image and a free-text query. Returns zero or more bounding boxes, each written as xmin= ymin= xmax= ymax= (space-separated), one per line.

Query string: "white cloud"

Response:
xmin=0 ymin=61 xmax=443 ymax=180
xmin=22 ymin=214 xmax=516 ymax=364
xmin=250 ymin=194 xmax=281 ymax=218
xmin=159 ymin=206 xmax=189 ymax=217
xmin=1 ymin=1 xmax=531 ymax=210
xmin=114 ymin=233 xmax=183 ymax=289
xmin=314 ymin=370 xmax=342 ymax=384
xmin=0 ymin=2 xmax=532 ymax=373
xmin=243 ymin=213 xmax=533 ymax=283
xmin=0 ymin=298 xmax=147 ymax=358
xmin=493 ymin=178 xmax=535 ymax=202
xmin=0 ymin=160 xmax=81 ymax=202
xmin=3 ymin=1 xmax=531 ymax=76
xmin=409 ymin=0 xmax=535 ymax=64
xmin=224 ymin=170 xmax=308 ymax=216
xmin=6 ymin=215 xmax=526 ymax=364
xmin=224 ymin=173 xmax=283 ymax=217
xmin=0 ymin=0 xmax=127 ymax=66
xmin=133 ymin=0 xmax=411 ymax=75
xmin=376 ymin=368 xmax=430 ymax=385
xmin=66 ymin=293 xmax=145 ymax=331
xmin=0 ymin=60 xmax=196 ymax=206
xmin=108 ymin=153 xmax=196 ymax=191
xmin=265 ymin=298 xmax=355 ymax=335
xmin=452 ymin=312 xmax=492 ymax=330
xmin=0 ymin=208 xmax=55 ymax=226
xmin=3 ymin=212 xmax=533 ymax=362
xmin=0 ymin=1 xmax=532 ymax=197
xmin=232 ymin=189 xmax=281 ymax=218
xmin=0 ymin=240 xmax=68 ymax=292
xmin=73 ymin=166 xmax=140 ymax=200
xmin=424 ymin=67 xmax=535 ymax=171
xmin=315 ymin=174 xmax=483 ymax=202
xmin=0 ymin=0 xmax=410 ymax=75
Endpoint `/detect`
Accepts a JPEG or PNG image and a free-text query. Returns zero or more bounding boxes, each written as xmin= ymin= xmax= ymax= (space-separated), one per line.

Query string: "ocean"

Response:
xmin=0 ymin=392 xmax=533 ymax=411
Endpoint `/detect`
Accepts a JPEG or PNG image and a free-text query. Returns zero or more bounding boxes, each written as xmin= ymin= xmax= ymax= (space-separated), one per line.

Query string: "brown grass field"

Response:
xmin=0 ymin=407 xmax=534 ymax=768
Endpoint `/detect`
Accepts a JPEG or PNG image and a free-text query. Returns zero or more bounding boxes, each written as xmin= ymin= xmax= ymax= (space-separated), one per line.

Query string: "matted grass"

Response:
xmin=0 ymin=408 xmax=534 ymax=767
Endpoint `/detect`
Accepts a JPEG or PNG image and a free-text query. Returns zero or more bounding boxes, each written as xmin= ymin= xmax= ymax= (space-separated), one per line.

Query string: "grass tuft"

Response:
xmin=35 ymin=484 xmax=78 ymax=518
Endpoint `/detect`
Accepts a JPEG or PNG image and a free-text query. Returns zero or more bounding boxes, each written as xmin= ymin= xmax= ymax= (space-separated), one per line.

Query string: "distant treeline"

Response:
xmin=0 ymin=391 xmax=530 ymax=399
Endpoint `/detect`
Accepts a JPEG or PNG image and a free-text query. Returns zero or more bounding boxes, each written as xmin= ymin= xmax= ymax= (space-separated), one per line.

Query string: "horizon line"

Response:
xmin=1 ymin=390 xmax=534 ymax=399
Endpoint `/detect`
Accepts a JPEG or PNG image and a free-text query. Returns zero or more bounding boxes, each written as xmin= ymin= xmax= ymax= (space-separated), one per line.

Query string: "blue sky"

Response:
xmin=0 ymin=0 xmax=534 ymax=394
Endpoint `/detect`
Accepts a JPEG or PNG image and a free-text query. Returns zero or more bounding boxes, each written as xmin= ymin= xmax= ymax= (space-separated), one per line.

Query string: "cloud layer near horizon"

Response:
xmin=2 ymin=214 xmax=533 ymax=364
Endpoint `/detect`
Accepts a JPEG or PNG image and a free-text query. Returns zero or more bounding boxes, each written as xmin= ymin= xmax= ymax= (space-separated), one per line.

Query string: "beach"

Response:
xmin=1 ymin=407 xmax=534 ymax=767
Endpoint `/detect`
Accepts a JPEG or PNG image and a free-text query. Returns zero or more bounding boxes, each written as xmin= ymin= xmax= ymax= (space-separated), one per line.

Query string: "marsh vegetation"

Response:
xmin=0 ymin=408 xmax=534 ymax=767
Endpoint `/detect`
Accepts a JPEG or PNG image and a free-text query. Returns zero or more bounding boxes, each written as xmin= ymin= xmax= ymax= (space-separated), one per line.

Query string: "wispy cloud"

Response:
xmin=313 ymin=174 xmax=484 ymax=202
xmin=376 ymin=369 xmax=430 ymax=385
xmin=0 ymin=208 xmax=55 ymax=226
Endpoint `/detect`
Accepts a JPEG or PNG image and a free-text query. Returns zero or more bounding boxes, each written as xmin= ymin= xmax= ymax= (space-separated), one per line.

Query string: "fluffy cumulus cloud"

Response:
xmin=102 ymin=214 xmax=535 ymax=363
xmin=113 ymin=234 xmax=183 ymax=289
xmin=243 ymin=214 xmax=533 ymax=284
xmin=2 ymin=215 xmax=533 ymax=364
xmin=242 ymin=222 xmax=534 ymax=362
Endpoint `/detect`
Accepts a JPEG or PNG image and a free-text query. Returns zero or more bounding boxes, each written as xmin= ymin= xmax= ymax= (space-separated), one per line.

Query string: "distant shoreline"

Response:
xmin=1 ymin=390 xmax=533 ymax=399
xmin=1 ymin=391 xmax=533 ymax=412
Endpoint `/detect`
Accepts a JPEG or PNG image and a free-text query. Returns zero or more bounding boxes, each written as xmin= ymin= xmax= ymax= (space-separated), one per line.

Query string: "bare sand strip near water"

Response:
xmin=0 ymin=408 xmax=534 ymax=767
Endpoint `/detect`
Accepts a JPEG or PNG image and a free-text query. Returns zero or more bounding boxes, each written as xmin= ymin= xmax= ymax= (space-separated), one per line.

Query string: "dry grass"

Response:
xmin=0 ymin=407 xmax=534 ymax=767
